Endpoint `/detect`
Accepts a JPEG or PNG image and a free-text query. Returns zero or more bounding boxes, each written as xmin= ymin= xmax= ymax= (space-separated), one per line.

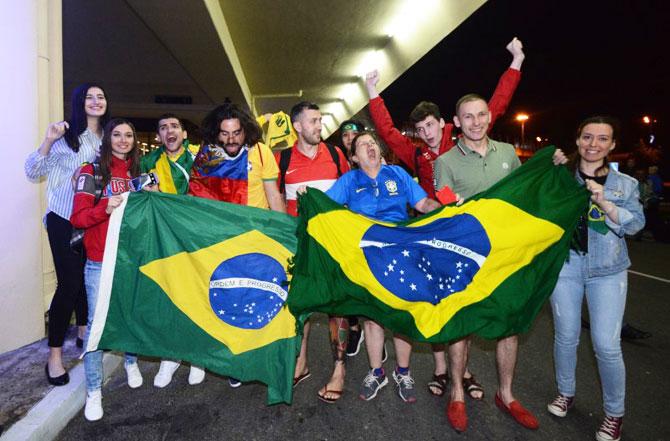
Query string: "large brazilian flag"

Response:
xmin=288 ymin=147 xmax=589 ymax=342
xmin=86 ymin=192 xmax=300 ymax=404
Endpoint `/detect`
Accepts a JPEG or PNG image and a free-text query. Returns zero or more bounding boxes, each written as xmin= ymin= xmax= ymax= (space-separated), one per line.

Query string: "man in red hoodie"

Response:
xmin=364 ymin=37 xmax=525 ymax=199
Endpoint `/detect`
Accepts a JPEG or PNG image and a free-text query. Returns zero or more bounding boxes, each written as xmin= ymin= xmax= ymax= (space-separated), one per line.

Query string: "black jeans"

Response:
xmin=45 ymin=212 xmax=87 ymax=347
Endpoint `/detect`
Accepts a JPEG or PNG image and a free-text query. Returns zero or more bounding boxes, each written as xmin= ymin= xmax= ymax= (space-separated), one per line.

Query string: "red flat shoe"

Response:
xmin=446 ymin=400 xmax=467 ymax=433
xmin=495 ymin=393 xmax=539 ymax=430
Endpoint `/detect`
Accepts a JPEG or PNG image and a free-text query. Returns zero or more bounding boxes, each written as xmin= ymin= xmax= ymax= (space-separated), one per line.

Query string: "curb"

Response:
xmin=1 ymin=354 xmax=122 ymax=441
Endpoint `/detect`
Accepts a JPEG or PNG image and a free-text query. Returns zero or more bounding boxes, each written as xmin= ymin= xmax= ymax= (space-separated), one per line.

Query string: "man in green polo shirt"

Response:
xmin=434 ymin=94 xmax=533 ymax=433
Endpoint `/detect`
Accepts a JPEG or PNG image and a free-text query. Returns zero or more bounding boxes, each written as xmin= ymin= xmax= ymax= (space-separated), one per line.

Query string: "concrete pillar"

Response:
xmin=0 ymin=0 xmax=62 ymax=353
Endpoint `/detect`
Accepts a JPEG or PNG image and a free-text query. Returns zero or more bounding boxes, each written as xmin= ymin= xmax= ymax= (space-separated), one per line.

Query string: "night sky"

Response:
xmin=378 ymin=0 xmax=668 ymax=154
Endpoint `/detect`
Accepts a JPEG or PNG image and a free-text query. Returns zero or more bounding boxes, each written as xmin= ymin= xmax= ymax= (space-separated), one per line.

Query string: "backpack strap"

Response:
xmin=414 ymin=146 xmax=422 ymax=178
xmin=278 ymin=148 xmax=293 ymax=194
xmin=325 ymin=144 xmax=343 ymax=177
xmin=91 ymin=162 xmax=103 ymax=204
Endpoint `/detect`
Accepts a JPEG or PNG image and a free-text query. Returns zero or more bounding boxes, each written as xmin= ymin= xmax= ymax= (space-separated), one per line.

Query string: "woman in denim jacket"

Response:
xmin=546 ymin=116 xmax=644 ymax=441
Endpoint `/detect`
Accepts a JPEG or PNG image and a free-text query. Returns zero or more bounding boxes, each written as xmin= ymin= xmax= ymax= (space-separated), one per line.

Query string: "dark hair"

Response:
xmin=454 ymin=93 xmax=486 ymax=116
xmin=99 ymin=118 xmax=140 ymax=187
xmin=200 ymin=103 xmax=261 ymax=146
xmin=350 ymin=131 xmax=381 ymax=155
xmin=156 ymin=113 xmax=183 ymax=131
xmin=409 ymin=101 xmax=441 ymax=124
xmin=64 ymin=83 xmax=111 ymax=153
xmin=568 ymin=115 xmax=620 ymax=176
xmin=290 ymin=101 xmax=319 ymax=123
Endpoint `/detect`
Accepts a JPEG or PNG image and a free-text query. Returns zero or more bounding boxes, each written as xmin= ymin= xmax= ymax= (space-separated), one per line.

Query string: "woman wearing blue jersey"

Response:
xmin=25 ymin=84 xmax=110 ymax=386
xmin=323 ymin=131 xmax=440 ymax=403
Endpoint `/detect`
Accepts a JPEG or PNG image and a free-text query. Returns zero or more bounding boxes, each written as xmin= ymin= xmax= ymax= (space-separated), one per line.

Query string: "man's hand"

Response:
xmin=506 ymin=37 xmax=525 ymax=70
xmin=365 ymin=70 xmax=381 ymax=99
xmin=105 ymin=195 xmax=124 ymax=214
xmin=552 ymin=148 xmax=568 ymax=165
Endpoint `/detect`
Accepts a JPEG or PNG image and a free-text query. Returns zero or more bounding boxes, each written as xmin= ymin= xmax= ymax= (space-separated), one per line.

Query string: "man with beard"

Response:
xmin=141 ymin=114 xmax=199 ymax=195
xmin=275 ymin=101 xmax=351 ymax=403
xmin=189 ymin=103 xmax=285 ymax=212
xmin=141 ymin=114 xmax=206 ymax=387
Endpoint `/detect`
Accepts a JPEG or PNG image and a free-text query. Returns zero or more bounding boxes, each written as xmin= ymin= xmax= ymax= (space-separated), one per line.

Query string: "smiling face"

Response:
xmin=110 ymin=123 xmax=135 ymax=159
xmin=158 ymin=117 xmax=187 ymax=154
xmin=453 ymin=98 xmax=490 ymax=143
xmin=576 ymin=123 xmax=615 ymax=166
xmin=353 ymin=134 xmax=382 ymax=170
xmin=84 ymin=87 xmax=107 ymax=118
xmin=218 ymin=118 xmax=246 ymax=156
xmin=414 ymin=115 xmax=444 ymax=149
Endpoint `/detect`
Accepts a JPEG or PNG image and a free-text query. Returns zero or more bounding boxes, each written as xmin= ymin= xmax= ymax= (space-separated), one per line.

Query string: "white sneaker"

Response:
xmin=154 ymin=360 xmax=181 ymax=388
xmin=84 ymin=390 xmax=103 ymax=421
xmin=188 ymin=366 xmax=206 ymax=385
xmin=125 ymin=362 xmax=143 ymax=389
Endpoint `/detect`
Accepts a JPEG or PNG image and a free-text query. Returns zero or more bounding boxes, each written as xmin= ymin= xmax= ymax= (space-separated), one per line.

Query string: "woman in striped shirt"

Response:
xmin=24 ymin=83 xmax=110 ymax=386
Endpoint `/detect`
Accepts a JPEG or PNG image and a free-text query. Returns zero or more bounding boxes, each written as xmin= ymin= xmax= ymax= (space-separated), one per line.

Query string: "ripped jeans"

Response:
xmin=549 ymin=250 xmax=627 ymax=417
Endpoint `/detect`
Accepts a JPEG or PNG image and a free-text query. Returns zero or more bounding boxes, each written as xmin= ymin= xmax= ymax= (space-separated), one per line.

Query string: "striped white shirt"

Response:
xmin=25 ymin=128 xmax=101 ymax=222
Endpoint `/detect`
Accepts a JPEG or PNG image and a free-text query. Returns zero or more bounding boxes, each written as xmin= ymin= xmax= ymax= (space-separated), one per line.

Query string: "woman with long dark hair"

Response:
xmin=25 ymin=84 xmax=110 ymax=386
xmin=547 ymin=116 xmax=645 ymax=441
xmin=71 ymin=118 xmax=144 ymax=421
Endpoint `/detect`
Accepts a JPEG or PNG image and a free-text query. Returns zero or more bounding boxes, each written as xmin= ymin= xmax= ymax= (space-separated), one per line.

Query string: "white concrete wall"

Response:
xmin=0 ymin=0 xmax=62 ymax=353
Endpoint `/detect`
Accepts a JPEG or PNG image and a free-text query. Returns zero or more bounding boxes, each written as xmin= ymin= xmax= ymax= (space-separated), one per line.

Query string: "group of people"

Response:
xmin=25 ymin=37 xmax=644 ymax=441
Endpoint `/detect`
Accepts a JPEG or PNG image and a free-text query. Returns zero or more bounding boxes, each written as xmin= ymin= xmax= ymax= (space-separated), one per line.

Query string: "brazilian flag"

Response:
xmin=87 ymin=192 xmax=300 ymax=404
xmin=287 ymin=147 xmax=589 ymax=342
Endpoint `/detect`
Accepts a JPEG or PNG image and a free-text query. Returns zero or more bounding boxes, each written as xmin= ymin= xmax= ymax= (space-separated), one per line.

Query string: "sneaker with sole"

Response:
xmin=188 ymin=366 xmax=206 ymax=385
xmin=346 ymin=328 xmax=365 ymax=357
xmin=359 ymin=369 xmax=388 ymax=401
xmin=84 ymin=390 xmax=103 ymax=421
xmin=596 ymin=415 xmax=623 ymax=441
xmin=125 ymin=362 xmax=143 ymax=389
xmin=154 ymin=360 xmax=180 ymax=388
xmin=392 ymin=369 xmax=417 ymax=403
xmin=547 ymin=394 xmax=574 ymax=417
xmin=229 ymin=377 xmax=242 ymax=388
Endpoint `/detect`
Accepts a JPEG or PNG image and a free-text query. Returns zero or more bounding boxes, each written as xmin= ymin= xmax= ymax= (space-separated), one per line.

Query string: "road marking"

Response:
xmin=628 ymin=270 xmax=670 ymax=284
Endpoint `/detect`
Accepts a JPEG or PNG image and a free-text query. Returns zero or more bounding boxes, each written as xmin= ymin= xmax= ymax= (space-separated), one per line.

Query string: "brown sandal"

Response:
xmin=463 ymin=375 xmax=484 ymax=400
xmin=427 ymin=373 xmax=449 ymax=397
xmin=318 ymin=386 xmax=343 ymax=404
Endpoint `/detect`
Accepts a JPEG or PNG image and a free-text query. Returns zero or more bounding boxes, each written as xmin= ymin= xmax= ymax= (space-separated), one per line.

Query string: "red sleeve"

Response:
xmin=70 ymin=164 xmax=110 ymax=229
xmin=487 ymin=68 xmax=521 ymax=128
xmin=369 ymin=96 xmax=419 ymax=172
xmin=273 ymin=151 xmax=281 ymax=165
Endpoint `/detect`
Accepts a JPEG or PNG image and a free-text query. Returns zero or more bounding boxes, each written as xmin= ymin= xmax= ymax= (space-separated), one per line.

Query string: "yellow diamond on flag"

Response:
xmin=140 ymin=230 xmax=296 ymax=354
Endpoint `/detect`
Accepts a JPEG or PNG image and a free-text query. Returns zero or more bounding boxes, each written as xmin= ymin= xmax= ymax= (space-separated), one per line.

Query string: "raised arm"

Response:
xmin=24 ymin=121 xmax=69 ymax=180
xmin=365 ymin=70 xmax=421 ymax=171
xmin=487 ymin=38 xmax=525 ymax=128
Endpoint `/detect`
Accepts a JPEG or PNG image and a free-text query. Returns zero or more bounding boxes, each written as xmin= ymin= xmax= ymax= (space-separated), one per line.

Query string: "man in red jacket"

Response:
xmin=364 ymin=37 xmax=526 ymax=402
xmin=364 ymin=37 xmax=526 ymax=199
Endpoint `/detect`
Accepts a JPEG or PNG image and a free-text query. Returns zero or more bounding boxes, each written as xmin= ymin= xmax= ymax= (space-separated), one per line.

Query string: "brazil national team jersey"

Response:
xmin=326 ymin=165 xmax=427 ymax=223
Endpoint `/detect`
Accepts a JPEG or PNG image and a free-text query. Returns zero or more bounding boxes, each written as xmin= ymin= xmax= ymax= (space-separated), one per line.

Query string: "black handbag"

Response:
xmin=70 ymin=162 xmax=103 ymax=253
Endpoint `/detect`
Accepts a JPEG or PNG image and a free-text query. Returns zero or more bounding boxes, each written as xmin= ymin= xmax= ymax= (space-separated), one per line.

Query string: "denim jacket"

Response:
xmin=576 ymin=169 xmax=645 ymax=277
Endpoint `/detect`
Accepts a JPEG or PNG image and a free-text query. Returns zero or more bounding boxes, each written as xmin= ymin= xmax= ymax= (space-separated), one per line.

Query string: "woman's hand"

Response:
xmin=45 ymin=121 xmax=69 ymax=143
xmin=105 ymin=195 xmax=124 ymax=214
xmin=297 ymin=185 xmax=308 ymax=195
xmin=585 ymin=179 xmax=605 ymax=204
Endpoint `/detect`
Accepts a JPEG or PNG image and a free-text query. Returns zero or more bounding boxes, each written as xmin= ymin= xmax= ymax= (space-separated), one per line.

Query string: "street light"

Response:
xmin=643 ymin=115 xmax=651 ymax=124
xmin=516 ymin=113 xmax=529 ymax=147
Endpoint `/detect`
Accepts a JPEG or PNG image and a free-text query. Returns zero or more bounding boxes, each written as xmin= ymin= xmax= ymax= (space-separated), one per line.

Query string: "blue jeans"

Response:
xmin=549 ymin=250 xmax=627 ymax=417
xmin=84 ymin=260 xmax=137 ymax=393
